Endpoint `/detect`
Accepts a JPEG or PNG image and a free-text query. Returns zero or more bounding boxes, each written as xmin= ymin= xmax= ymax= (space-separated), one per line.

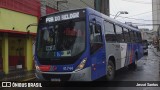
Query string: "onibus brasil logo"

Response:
xmin=2 ymin=82 xmax=42 ymax=87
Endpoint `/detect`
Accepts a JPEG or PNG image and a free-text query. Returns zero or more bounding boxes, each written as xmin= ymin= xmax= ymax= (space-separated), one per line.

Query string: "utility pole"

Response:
xmin=95 ymin=0 xmax=110 ymax=16
xmin=40 ymin=0 xmax=46 ymax=16
xmin=102 ymin=0 xmax=110 ymax=16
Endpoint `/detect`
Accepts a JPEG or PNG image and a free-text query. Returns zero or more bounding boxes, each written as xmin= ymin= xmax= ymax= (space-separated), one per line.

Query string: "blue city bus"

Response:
xmin=34 ymin=8 xmax=143 ymax=81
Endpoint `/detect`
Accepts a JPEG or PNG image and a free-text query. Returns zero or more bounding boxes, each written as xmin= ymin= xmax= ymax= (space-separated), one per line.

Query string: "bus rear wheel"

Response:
xmin=106 ymin=60 xmax=115 ymax=81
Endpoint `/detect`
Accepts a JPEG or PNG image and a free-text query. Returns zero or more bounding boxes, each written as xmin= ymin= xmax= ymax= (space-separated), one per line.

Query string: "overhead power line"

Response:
xmin=121 ymin=0 xmax=160 ymax=5
xmin=127 ymin=10 xmax=152 ymax=17
xmin=127 ymin=9 xmax=160 ymax=18
xmin=132 ymin=23 xmax=160 ymax=26
xmin=110 ymin=0 xmax=160 ymax=19
xmin=121 ymin=0 xmax=152 ymax=4
xmin=110 ymin=14 xmax=155 ymax=21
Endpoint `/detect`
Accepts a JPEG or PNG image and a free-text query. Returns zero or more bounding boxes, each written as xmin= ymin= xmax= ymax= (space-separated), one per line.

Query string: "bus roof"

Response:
xmin=41 ymin=7 xmax=140 ymax=32
xmin=86 ymin=7 xmax=140 ymax=32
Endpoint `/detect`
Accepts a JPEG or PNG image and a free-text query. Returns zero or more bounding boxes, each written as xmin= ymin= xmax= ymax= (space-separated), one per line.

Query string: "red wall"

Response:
xmin=46 ymin=6 xmax=58 ymax=14
xmin=0 ymin=0 xmax=58 ymax=17
xmin=0 ymin=0 xmax=41 ymax=17
xmin=9 ymin=56 xmax=25 ymax=68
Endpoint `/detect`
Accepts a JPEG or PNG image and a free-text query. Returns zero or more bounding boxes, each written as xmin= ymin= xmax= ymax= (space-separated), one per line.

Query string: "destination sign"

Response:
xmin=45 ymin=10 xmax=85 ymax=23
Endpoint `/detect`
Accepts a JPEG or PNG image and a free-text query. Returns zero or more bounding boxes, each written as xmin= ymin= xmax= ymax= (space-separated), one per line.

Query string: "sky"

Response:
xmin=110 ymin=0 xmax=152 ymax=30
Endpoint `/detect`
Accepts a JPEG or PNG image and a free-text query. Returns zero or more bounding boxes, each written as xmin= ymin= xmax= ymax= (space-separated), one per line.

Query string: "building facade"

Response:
xmin=0 ymin=0 xmax=58 ymax=74
xmin=152 ymin=0 xmax=160 ymax=50
xmin=44 ymin=0 xmax=94 ymax=11
xmin=152 ymin=0 xmax=160 ymax=31
xmin=140 ymin=28 xmax=156 ymax=43
xmin=43 ymin=0 xmax=109 ymax=15
xmin=0 ymin=0 xmax=40 ymax=74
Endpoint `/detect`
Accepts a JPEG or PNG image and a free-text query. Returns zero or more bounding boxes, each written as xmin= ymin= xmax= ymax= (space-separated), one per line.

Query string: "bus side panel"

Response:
xmin=132 ymin=43 xmax=137 ymax=63
xmin=137 ymin=43 xmax=144 ymax=60
xmin=104 ymin=42 xmax=143 ymax=71
xmin=115 ymin=43 xmax=138 ymax=68
xmin=119 ymin=43 xmax=128 ymax=68
xmin=124 ymin=43 xmax=143 ymax=66
xmin=130 ymin=43 xmax=136 ymax=64
xmin=125 ymin=43 xmax=137 ymax=66
xmin=131 ymin=43 xmax=143 ymax=64
xmin=105 ymin=43 xmax=131 ymax=70
xmin=104 ymin=37 xmax=143 ymax=70
xmin=105 ymin=43 xmax=120 ymax=70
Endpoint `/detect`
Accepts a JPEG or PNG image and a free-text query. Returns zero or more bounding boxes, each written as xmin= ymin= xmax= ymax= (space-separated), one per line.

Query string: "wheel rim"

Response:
xmin=107 ymin=65 xmax=113 ymax=77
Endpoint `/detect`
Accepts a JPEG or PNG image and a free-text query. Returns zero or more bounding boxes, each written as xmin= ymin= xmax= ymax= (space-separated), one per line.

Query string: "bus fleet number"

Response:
xmin=63 ymin=66 xmax=74 ymax=71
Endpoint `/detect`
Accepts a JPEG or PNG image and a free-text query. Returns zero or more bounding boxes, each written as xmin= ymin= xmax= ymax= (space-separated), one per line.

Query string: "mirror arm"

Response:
xmin=26 ymin=23 xmax=38 ymax=39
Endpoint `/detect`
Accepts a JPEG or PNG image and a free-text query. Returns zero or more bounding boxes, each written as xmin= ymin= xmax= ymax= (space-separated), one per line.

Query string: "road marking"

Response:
xmin=21 ymin=77 xmax=36 ymax=82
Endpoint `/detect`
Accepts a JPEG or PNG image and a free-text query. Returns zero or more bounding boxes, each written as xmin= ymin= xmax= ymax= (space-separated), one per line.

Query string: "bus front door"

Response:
xmin=89 ymin=16 xmax=106 ymax=80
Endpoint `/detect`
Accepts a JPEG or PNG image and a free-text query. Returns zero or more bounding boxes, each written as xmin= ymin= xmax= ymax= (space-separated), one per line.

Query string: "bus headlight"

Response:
xmin=75 ymin=58 xmax=87 ymax=71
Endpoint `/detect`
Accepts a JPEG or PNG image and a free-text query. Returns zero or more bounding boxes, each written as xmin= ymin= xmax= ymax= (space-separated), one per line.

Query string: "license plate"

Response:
xmin=51 ymin=78 xmax=61 ymax=82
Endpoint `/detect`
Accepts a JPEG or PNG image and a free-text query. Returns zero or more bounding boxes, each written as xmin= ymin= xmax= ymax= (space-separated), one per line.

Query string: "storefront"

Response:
xmin=0 ymin=7 xmax=38 ymax=74
xmin=0 ymin=0 xmax=57 ymax=75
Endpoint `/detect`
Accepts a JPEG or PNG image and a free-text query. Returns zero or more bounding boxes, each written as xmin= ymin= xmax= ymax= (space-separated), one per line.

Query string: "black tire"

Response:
xmin=106 ymin=60 xmax=115 ymax=81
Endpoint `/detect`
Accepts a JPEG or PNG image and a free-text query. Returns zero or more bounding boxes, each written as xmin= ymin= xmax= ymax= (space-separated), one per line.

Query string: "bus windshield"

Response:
xmin=36 ymin=20 xmax=86 ymax=58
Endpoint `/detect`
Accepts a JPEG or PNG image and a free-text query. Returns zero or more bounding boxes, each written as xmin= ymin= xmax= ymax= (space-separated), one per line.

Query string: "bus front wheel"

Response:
xmin=106 ymin=60 xmax=115 ymax=81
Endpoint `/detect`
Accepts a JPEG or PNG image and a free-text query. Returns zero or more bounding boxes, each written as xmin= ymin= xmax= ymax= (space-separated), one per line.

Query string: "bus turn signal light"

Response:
xmin=39 ymin=65 xmax=51 ymax=72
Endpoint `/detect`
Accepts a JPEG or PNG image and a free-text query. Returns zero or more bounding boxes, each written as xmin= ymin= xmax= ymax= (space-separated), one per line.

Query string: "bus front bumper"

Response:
xmin=35 ymin=67 xmax=91 ymax=81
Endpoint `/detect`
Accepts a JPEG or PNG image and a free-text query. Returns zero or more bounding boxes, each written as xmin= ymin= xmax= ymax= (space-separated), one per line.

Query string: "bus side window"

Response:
xmin=90 ymin=23 xmax=103 ymax=54
xmin=138 ymin=32 xmax=142 ymax=43
xmin=129 ymin=30 xmax=135 ymax=43
xmin=134 ymin=31 xmax=138 ymax=43
xmin=115 ymin=25 xmax=124 ymax=42
xmin=104 ymin=21 xmax=117 ymax=42
xmin=123 ymin=28 xmax=131 ymax=42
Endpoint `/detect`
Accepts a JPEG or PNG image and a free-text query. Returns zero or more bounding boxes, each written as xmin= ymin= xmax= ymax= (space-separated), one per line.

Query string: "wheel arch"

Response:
xmin=108 ymin=56 xmax=116 ymax=69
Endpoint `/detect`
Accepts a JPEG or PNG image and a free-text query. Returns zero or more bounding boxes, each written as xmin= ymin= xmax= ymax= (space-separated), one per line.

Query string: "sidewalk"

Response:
xmin=152 ymin=47 xmax=160 ymax=57
xmin=151 ymin=46 xmax=160 ymax=80
xmin=0 ymin=69 xmax=35 ymax=81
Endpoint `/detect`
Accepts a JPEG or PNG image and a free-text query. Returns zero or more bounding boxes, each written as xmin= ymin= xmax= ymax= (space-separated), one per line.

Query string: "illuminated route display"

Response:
xmin=40 ymin=9 xmax=86 ymax=23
